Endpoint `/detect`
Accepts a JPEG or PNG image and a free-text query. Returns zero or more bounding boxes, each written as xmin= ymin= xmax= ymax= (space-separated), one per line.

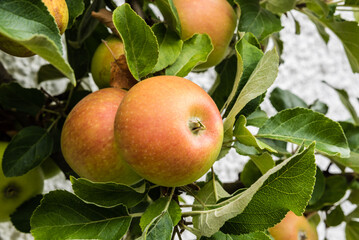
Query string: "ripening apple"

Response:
xmin=91 ymin=36 xmax=125 ymax=88
xmin=269 ymin=211 xmax=318 ymax=240
xmin=61 ymin=88 xmax=141 ymax=184
xmin=0 ymin=0 xmax=69 ymax=57
xmin=114 ymin=75 xmax=224 ymax=187
xmin=172 ymin=0 xmax=237 ymax=70
xmin=0 ymin=142 xmax=44 ymax=222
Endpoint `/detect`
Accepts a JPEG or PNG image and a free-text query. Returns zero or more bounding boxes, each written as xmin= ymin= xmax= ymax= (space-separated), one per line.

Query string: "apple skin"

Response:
xmin=91 ymin=36 xmax=125 ymax=89
xmin=269 ymin=211 xmax=318 ymax=240
xmin=61 ymin=88 xmax=141 ymax=184
xmin=0 ymin=0 xmax=69 ymax=57
xmin=114 ymin=76 xmax=224 ymax=187
xmin=0 ymin=142 xmax=44 ymax=222
xmin=173 ymin=0 xmax=237 ymax=70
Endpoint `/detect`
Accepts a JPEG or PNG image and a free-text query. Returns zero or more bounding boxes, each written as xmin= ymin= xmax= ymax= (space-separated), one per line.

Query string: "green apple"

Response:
xmin=114 ymin=75 xmax=224 ymax=187
xmin=269 ymin=211 xmax=318 ymax=240
xmin=40 ymin=157 xmax=61 ymax=179
xmin=0 ymin=0 xmax=69 ymax=57
xmin=0 ymin=142 xmax=44 ymax=222
xmin=91 ymin=36 xmax=125 ymax=88
xmin=173 ymin=0 xmax=237 ymax=70
xmin=61 ymin=88 xmax=141 ymax=184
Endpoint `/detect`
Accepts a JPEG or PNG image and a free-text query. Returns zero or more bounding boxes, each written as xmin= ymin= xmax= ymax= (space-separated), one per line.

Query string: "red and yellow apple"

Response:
xmin=173 ymin=0 xmax=237 ymax=70
xmin=61 ymin=88 xmax=141 ymax=184
xmin=91 ymin=36 xmax=125 ymax=88
xmin=0 ymin=0 xmax=69 ymax=57
xmin=269 ymin=211 xmax=318 ymax=240
xmin=0 ymin=142 xmax=44 ymax=222
xmin=114 ymin=76 xmax=224 ymax=187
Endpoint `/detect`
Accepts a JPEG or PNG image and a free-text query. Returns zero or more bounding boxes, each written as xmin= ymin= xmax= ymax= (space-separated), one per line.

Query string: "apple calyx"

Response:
xmin=188 ymin=118 xmax=206 ymax=135
xmin=299 ymin=231 xmax=308 ymax=240
xmin=3 ymin=182 xmax=20 ymax=199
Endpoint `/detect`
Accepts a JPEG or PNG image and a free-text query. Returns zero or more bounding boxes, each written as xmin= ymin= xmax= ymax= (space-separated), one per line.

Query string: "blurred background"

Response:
xmin=0 ymin=5 xmax=358 ymax=240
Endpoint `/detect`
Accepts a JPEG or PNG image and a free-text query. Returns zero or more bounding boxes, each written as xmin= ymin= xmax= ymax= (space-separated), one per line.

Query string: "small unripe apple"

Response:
xmin=61 ymin=88 xmax=141 ymax=184
xmin=0 ymin=0 xmax=69 ymax=57
xmin=173 ymin=0 xmax=237 ymax=70
xmin=269 ymin=211 xmax=318 ymax=240
xmin=114 ymin=76 xmax=224 ymax=187
xmin=0 ymin=142 xmax=44 ymax=222
xmin=91 ymin=36 xmax=125 ymax=88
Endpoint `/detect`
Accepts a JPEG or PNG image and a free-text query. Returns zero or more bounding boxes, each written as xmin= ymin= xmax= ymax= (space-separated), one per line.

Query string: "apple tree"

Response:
xmin=0 ymin=0 xmax=359 ymax=239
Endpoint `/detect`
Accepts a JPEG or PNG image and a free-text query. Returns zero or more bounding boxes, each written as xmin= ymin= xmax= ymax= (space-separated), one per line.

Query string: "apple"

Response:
xmin=114 ymin=75 xmax=224 ymax=187
xmin=269 ymin=211 xmax=318 ymax=240
xmin=91 ymin=36 xmax=125 ymax=88
xmin=0 ymin=0 xmax=69 ymax=57
xmin=172 ymin=0 xmax=237 ymax=70
xmin=61 ymin=88 xmax=141 ymax=184
xmin=0 ymin=142 xmax=44 ymax=222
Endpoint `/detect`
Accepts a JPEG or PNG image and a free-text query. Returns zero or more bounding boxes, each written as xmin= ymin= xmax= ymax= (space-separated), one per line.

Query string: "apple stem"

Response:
xmin=188 ymin=118 xmax=206 ymax=134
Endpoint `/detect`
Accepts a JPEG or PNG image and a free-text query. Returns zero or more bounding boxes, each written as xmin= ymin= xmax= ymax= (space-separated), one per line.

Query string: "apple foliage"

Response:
xmin=0 ymin=0 xmax=359 ymax=239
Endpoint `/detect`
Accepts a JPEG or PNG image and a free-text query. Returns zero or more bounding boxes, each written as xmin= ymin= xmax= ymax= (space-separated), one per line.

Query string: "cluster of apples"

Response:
xmin=61 ymin=75 xmax=224 ymax=187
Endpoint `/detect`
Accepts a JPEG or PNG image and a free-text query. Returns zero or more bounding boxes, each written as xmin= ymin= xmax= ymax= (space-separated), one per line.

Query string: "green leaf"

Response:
xmin=65 ymin=0 xmax=85 ymax=28
xmin=246 ymin=109 xmax=268 ymax=127
xmin=192 ymin=143 xmax=316 ymax=236
xmin=221 ymin=144 xmax=316 ymax=234
xmin=234 ymin=142 xmax=260 ymax=156
xmin=201 ymin=231 xmax=271 ymax=240
xmin=331 ymin=151 xmax=359 ymax=173
xmin=240 ymin=159 xmax=262 ymax=187
xmin=269 ymin=87 xmax=308 ymax=112
xmin=31 ymin=190 xmax=131 ymax=240
xmin=303 ymin=9 xmax=359 ymax=73
xmin=309 ymin=99 xmax=328 ymax=114
xmin=308 ymin=175 xmax=347 ymax=210
xmin=2 ymin=126 xmax=54 ymax=177
xmin=324 ymin=81 xmax=359 ymax=124
xmin=68 ymin=0 xmax=105 ymax=48
xmin=140 ymin=211 xmax=174 ymax=240
xmin=222 ymin=33 xmax=262 ymax=119
xmin=223 ymin=48 xmax=279 ymax=138
xmin=10 ymin=195 xmax=43 ymax=233
xmin=0 ymin=82 xmax=45 ymax=117
xmin=346 ymin=221 xmax=359 ymax=240
xmin=264 ymin=0 xmax=296 ymax=14
xmin=165 ymin=33 xmax=213 ymax=77
xmin=340 ymin=121 xmax=359 ymax=153
xmin=250 ymin=152 xmax=275 ymax=174
xmin=344 ymin=0 xmax=359 ymax=6
xmin=210 ymin=55 xmax=238 ymax=111
xmin=257 ymin=108 xmax=350 ymax=158
xmin=37 ymin=64 xmax=67 ymax=84
xmin=0 ymin=0 xmax=75 ymax=85
xmin=231 ymin=232 xmax=271 ymax=240
xmin=326 ymin=205 xmax=345 ymax=227
xmin=155 ymin=0 xmax=181 ymax=36
xmin=113 ymin=3 xmax=159 ymax=80
xmin=140 ymin=197 xmax=181 ymax=232
xmin=236 ymin=0 xmax=282 ymax=41
xmin=151 ymin=23 xmax=183 ymax=73
xmin=308 ymin=167 xmax=325 ymax=206
xmin=234 ymin=115 xmax=277 ymax=153
xmin=71 ymin=177 xmax=148 ymax=208
xmin=193 ymin=180 xmax=231 ymax=206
